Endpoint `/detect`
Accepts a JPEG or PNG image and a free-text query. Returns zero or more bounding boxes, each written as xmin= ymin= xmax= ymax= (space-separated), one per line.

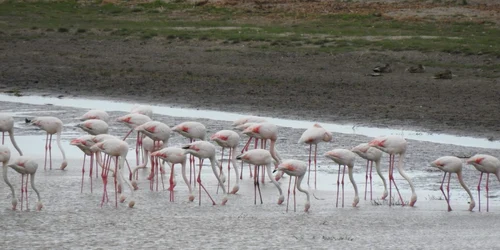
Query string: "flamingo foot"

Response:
xmin=60 ymin=161 xmax=68 ymax=170
xmin=278 ymin=195 xmax=284 ymax=205
xmin=128 ymin=200 xmax=135 ymax=208
xmin=146 ymin=173 xmax=154 ymax=181
xmin=221 ymin=197 xmax=228 ymax=206
xmin=119 ymin=195 xmax=126 ymax=203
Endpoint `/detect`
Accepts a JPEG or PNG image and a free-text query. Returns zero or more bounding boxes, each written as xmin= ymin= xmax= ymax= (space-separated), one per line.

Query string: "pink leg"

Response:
xmin=20 ymin=174 xmax=24 ymax=210
xmin=114 ymin=156 xmax=119 ymax=208
xmin=293 ymin=176 xmax=297 ymax=212
xmin=307 ymin=144 xmax=312 ymax=186
xmin=439 ymin=172 xmax=451 ymax=211
xmin=95 ymin=152 xmax=99 ymax=179
xmin=44 ymin=133 xmax=49 ymax=170
xmin=336 ymin=164 xmax=340 ymax=208
xmin=389 ymin=155 xmax=405 ymax=206
xmin=486 ymin=173 xmax=490 ymax=212
xmin=49 ymin=134 xmax=53 ymax=170
xmin=389 ymin=155 xmax=393 ymax=206
xmin=286 ymin=175 xmax=292 ymax=212
xmin=477 ymin=172 xmax=483 ymax=212
xmin=169 ymin=163 xmax=175 ymax=202
xmin=81 ymin=154 xmax=86 ymax=193
xmin=369 ymin=161 xmax=373 ymax=200
xmin=341 ymin=165 xmax=346 ymax=208
xmin=101 ymin=156 xmax=109 ymax=207
xmin=260 ymin=140 xmax=265 ymax=184
xmin=197 ymin=162 xmax=217 ymax=206
xmin=135 ymin=135 xmax=140 ymax=166
xmin=314 ymin=144 xmax=318 ymax=190
xmin=25 ymin=174 xmax=29 ymax=210
xmin=227 ymin=149 xmax=232 ymax=192
xmin=89 ymin=154 xmax=94 ymax=193
xmin=217 ymin=148 xmax=225 ymax=194
xmin=256 ymin=165 xmax=262 ymax=204
xmin=364 ymin=160 xmax=369 ymax=200
xmin=254 ymin=165 xmax=257 ymax=204
xmin=1 ymin=131 xmax=4 ymax=144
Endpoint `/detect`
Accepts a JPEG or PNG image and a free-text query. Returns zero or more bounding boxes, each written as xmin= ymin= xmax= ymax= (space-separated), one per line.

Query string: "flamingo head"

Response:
xmin=188 ymin=194 xmax=195 ymax=202
xmin=0 ymin=145 xmax=11 ymax=163
xmin=468 ymin=199 xmax=476 ymax=212
xmin=60 ymin=161 xmax=68 ymax=170
xmin=230 ymin=185 xmax=240 ymax=194
xmin=409 ymin=194 xmax=417 ymax=207
xmin=278 ymin=195 xmax=284 ymax=205
xmin=353 ymin=196 xmax=359 ymax=207
xmin=323 ymin=131 xmax=333 ymax=142
xmin=11 ymin=198 xmax=17 ymax=210
xmin=368 ymin=138 xmax=387 ymax=148
xmin=36 ymin=201 xmax=43 ymax=211
xmin=128 ymin=200 xmax=135 ymax=208
xmin=304 ymin=201 xmax=310 ymax=212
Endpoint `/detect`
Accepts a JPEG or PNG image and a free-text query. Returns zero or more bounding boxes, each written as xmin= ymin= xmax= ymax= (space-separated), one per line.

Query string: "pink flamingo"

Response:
xmin=232 ymin=116 xmax=267 ymax=171
xmin=130 ymin=137 xmax=164 ymax=189
xmin=90 ymin=138 xmax=135 ymax=208
xmin=368 ymin=135 xmax=417 ymax=207
xmin=298 ymin=123 xmax=332 ymax=189
xmin=117 ymin=113 xmax=151 ymax=166
xmin=236 ymin=149 xmax=284 ymax=205
xmin=242 ymin=122 xmax=284 ymax=181
xmin=325 ymin=149 xmax=359 ymax=208
xmin=466 ymin=154 xmax=500 ymax=212
xmin=173 ymin=121 xmax=206 ymax=187
xmin=211 ymin=130 xmax=240 ymax=194
xmin=151 ymin=147 xmax=195 ymax=202
xmin=0 ymin=146 xmax=43 ymax=211
xmin=182 ymin=141 xmax=228 ymax=206
xmin=277 ymin=159 xmax=310 ymax=212
xmin=0 ymin=113 xmax=23 ymax=156
xmin=351 ymin=143 xmax=388 ymax=200
xmin=29 ymin=116 xmax=67 ymax=170
xmin=232 ymin=116 xmax=267 ymax=127
xmin=77 ymin=110 xmax=110 ymax=122
xmin=70 ymin=135 xmax=98 ymax=193
xmin=233 ymin=122 xmax=261 ymax=179
xmin=430 ymin=156 xmax=475 ymax=212
xmin=131 ymin=105 xmax=153 ymax=118
xmin=76 ymin=119 xmax=109 ymax=135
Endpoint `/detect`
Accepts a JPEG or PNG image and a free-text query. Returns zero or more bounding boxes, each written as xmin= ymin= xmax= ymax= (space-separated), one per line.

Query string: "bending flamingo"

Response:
xmin=277 ymin=159 xmax=310 ymax=212
xmin=298 ymin=123 xmax=332 ymax=189
xmin=173 ymin=121 xmax=206 ymax=187
xmin=77 ymin=110 xmax=110 ymax=122
xmin=182 ymin=141 xmax=227 ymax=206
xmin=117 ymin=113 xmax=151 ymax=166
xmin=151 ymin=147 xmax=195 ymax=202
xmin=1 ymin=146 xmax=43 ymax=211
xmin=325 ymin=149 xmax=359 ymax=208
xmin=369 ymin=135 xmax=417 ymax=206
xmin=430 ymin=156 xmax=475 ymax=212
xmin=211 ymin=130 xmax=240 ymax=194
xmin=0 ymin=113 xmax=23 ymax=156
xmin=29 ymin=116 xmax=67 ymax=170
xmin=236 ymin=149 xmax=284 ymax=205
xmin=351 ymin=143 xmax=388 ymax=200
xmin=131 ymin=105 xmax=153 ymax=118
xmin=130 ymin=137 xmax=164 ymax=189
xmin=70 ymin=135 xmax=98 ymax=193
xmin=76 ymin=119 xmax=109 ymax=135
xmin=466 ymin=154 xmax=500 ymax=212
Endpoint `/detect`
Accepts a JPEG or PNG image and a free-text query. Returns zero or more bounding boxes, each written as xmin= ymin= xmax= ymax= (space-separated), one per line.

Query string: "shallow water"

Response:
xmin=1 ymin=94 xmax=500 ymax=249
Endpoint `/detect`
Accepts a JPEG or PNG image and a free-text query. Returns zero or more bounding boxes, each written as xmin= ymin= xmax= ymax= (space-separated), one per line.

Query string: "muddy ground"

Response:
xmin=0 ymin=0 xmax=499 ymax=139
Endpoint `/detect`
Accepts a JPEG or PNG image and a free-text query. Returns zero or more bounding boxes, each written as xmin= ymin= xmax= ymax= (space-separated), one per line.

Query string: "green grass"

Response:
xmin=0 ymin=0 xmax=498 ymax=55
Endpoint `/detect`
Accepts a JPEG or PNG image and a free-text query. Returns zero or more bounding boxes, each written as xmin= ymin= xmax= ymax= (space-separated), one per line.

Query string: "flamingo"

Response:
xmin=277 ymin=159 xmax=310 ymax=212
xmin=76 ymin=119 xmax=109 ymax=135
xmin=131 ymin=105 xmax=153 ymax=118
xmin=233 ymin=122 xmax=262 ymax=179
xmin=325 ymin=149 xmax=359 ymax=208
xmin=151 ymin=147 xmax=195 ymax=202
xmin=130 ymin=137 xmax=164 ymax=189
xmin=368 ymin=135 xmax=417 ymax=207
xmin=211 ymin=130 xmax=240 ymax=194
xmin=182 ymin=141 xmax=228 ymax=206
xmin=29 ymin=116 xmax=67 ymax=170
xmin=351 ymin=143 xmax=388 ymax=200
xmin=70 ymin=135 xmax=98 ymax=193
xmin=0 ymin=146 xmax=42 ymax=211
xmin=242 ymin=122 xmax=284 ymax=181
xmin=430 ymin=156 xmax=475 ymax=212
xmin=466 ymin=154 xmax=500 ymax=212
xmin=173 ymin=121 xmax=206 ymax=187
xmin=77 ymin=110 xmax=110 ymax=122
xmin=0 ymin=113 xmax=23 ymax=156
xmin=117 ymin=113 xmax=151 ymax=166
xmin=90 ymin=138 xmax=135 ymax=208
xmin=236 ymin=149 xmax=284 ymax=205
xmin=298 ymin=123 xmax=332 ymax=189
xmin=232 ymin=116 xmax=267 ymax=127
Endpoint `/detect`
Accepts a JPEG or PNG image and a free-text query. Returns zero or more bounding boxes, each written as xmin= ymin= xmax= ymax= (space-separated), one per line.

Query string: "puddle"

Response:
xmin=1 ymin=94 xmax=499 ymax=149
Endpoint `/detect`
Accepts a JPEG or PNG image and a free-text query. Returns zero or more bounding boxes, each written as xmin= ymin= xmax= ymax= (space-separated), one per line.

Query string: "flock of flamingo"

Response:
xmin=0 ymin=105 xmax=499 ymax=213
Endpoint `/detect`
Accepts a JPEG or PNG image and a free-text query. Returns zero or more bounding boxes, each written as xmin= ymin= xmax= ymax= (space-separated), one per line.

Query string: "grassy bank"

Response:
xmin=0 ymin=0 xmax=498 ymax=55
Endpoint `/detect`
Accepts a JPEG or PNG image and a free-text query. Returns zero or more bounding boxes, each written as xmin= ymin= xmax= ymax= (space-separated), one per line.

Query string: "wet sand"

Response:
xmin=1 ymin=97 xmax=500 ymax=249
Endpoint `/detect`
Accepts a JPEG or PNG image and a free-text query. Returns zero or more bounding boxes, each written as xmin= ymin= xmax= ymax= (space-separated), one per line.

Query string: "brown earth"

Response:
xmin=0 ymin=0 xmax=499 ymax=139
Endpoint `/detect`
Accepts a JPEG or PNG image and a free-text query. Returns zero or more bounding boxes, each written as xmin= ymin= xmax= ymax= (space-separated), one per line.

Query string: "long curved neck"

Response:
xmin=180 ymin=160 xmax=193 ymax=194
xmin=209 ymin=156 xmax=227 ymax=194
xmin=30 ymin=173 xmax=41 ymax=202
xmin=395 ymin=153 xmax=416 ymax=194
xmin=266 ymin=162 xmax=283 ymax=196
xmin=457 ymin=171 xmax=474 ymax=203
xmin=56 ymin=132 xmax=66 ymax=161
xmin=374 ymin=159 xmax=387 ymax=188
xmin=230 ymin=147 xmax=239 ymax=185
xmin=2 ymin=164 xmax=16 ymax=200
xmin=296 ymin=174 xmax=310 ymax=203
xmin=348 ymin=165 xmax=358 ymax=197
xmin=9 ymin=130 xmax=23 ymax=156
xmin=118 ymin=155 xmax=134 ymax=196
xmin=269 ymin=140 xmax=281 ymax=168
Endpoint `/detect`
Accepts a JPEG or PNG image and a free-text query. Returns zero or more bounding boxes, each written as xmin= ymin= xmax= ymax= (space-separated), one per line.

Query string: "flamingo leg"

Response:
xmin=364 ymin=160 xmax=369 ymax=200
xmin=217 ymin=148 xmax=225 ymax=194
xmin=81 ymin=154 xmax=86 ymax=193
xmin=114 ymin=156 xmax=119 ymax=208
xmin=486 ymin=173 xmax=490 ymax=212
xmin=341 ymin=164 xmax=346 ymax=208
xmin=286 ymin=175 xmax=292 ymax=212
xmin=447 ymin=173 xmax=451 ymax=211
xmin=49 ymin=134 xmax=53 ymax=170
xmin=389 ymin=155 xmax=405 ymax=206
xmin=254 ymin=165 xmax=258 ymax=205
xmin=439 ymin=172 xmax=451 ymax=211
xmin=307 ymin=144 xmax=312 ymax=186
xmin=256 ymin=165 xmax=263 ymax=204
xmin=44 ymin=133 xmax=49 ymax=170
xmin=1 ymin=131 xmax=4 ymax=144
xmin=90 ymin=153 xmax=94 ymax=193
xmin=294 ymin=176 xmax=297 ymax=212
xmin=227 ymin=148 xmax=231 ymax=192
xmin=389 ymin=154 xmax=393 ymax=206
xmin=169 ymin=163 xmax=175 ymax=202
xmin=477 ymin=172 xmax=483 ymax=212
xmin=369 ymin=160 xmax=373 ymax=200
xmin=336 ymin=164 xmax=340 ymax=208
xmin=25 ymin=174 xmax=29 ymax=210
xmin=314 ymin=143 xmax=318 ymax=190
xmin=20 ymin=174 xmax=24 ymax=211
xmin=197 ymin=161 xmax=217 ymax=206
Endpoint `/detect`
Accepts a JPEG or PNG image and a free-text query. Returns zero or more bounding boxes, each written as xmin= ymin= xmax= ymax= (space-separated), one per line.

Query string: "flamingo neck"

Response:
xmin=2 ymin=163 xmax=16 ymax=201
xmin=30 ymin=173 xmax=41 ymax=202
xmin=296 ymin=174 xmax=310 ymax=203
xmin=9 ymin=130 xmax=23 ymax=156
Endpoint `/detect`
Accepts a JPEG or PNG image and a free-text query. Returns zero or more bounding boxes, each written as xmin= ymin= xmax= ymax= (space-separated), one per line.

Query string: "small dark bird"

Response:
xmin=373 ymin=63 xmax=392 ymax=73
xmin=25 ymin=118 xmax=32 ymax=124
xmin=406 ymin=64 xmax=425 ymax=73
xmin=433 ymin=69 xmax=453 ymax=79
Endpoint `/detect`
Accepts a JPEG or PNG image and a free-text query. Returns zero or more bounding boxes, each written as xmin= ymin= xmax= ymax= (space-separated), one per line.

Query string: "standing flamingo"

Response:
xmin=368 ymin=135 xmax=417 ymax=207
xmin=130 ymin=137 xmax=164 ymax=189
xmin=173 ymin=121 xmax=206 ymax=187
xmin=0 ymin=114 xmax=23 ymax=156
xmin=242 ymin=122 xmax=284 ymax=181
xmin=90 ymin=138 xmax=135 ymax=208
xmin=236 ymin=149 xmax=284 ymax=205
xmin=182 ymin=141 xmax=227 ymax=206
xmin=233 ymin=122 xmax=262 ymax=179
xmin=1 ymin=146 xmax=43 ymax=211
xmin=29 ymin=116 xmax=67 ymax=170
xmin=430 ymin=156 xmax=475 ymax=212
xmin=70 ymin=135 xmax=98 ymax=193
xmin=325 ymin=149 xmax=359 ymax=208
xmin=77 ymin=110 xmax=110 ymax=122
xmin=151 ymin=147 xmax=195 ymax=202
xmin=466 ymin=154 xmax=500 ymax=212
xmin=351 ymin=143 xmax=388 ymax=200
xmin=211 ymin=130 xmax=240 ymax=194
xmin=298 ymin=123 xmax=332 ymax=189
xmin=131 ymin=105 xmax=153 ymax=118
xmin=117 ymin=113 xmax=151 ymax=166
xmin=277 ymin=159 xmax=310 ymax=212
xmin=76 ymin=119 xmax=109 ymax=135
